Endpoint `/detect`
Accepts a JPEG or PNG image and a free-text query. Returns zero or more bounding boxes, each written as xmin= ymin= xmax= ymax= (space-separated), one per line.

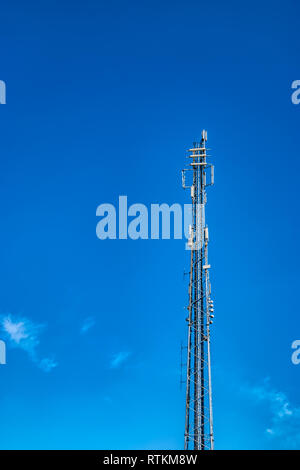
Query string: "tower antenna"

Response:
xmin=182 ymin=130 xmax=215 ymax=450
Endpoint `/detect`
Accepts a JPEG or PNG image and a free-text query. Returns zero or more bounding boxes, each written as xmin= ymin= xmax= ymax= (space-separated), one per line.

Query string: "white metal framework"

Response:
xmin=182 ymin=130 xmax=215 ymax=450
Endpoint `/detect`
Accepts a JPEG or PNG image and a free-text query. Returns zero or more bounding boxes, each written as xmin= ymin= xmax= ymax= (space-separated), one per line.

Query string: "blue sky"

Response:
xmin=0 ymin=0 xmax=300 ymax=450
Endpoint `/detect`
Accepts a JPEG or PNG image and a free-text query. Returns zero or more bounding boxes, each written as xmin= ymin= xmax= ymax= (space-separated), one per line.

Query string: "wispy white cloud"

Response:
xmin=2 ymin=317 xmax=30 ymax=343
xmin=244 ymin=377 xmax=300 ymax=449
xmin=0 ymin=314 xmax=57 ymax=373
xmin=110 ymin=351 xmax=131 ymax=369
xmin=39 ymin=357 xmax=58 ymax=372
xmin=80 ymin=316 xmax=96 ymax=335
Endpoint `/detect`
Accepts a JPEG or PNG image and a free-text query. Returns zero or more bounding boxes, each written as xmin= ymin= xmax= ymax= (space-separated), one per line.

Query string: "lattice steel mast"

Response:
xmin=182 ymin=130 xmax=215 ymax=450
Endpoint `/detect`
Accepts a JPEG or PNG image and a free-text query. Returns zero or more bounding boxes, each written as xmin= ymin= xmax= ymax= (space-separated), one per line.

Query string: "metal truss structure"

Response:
xmin=182 ymin=130 xmax=215 ymax=450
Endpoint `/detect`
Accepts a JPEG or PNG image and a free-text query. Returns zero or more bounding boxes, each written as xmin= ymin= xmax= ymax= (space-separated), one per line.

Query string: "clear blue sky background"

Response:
xmin=0 ymin=0 xmax=300 ymax=450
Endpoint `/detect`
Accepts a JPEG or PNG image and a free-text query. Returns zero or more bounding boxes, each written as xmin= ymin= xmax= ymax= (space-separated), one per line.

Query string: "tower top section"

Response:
xmin=187 ymin=130 xmax=209 ymax=167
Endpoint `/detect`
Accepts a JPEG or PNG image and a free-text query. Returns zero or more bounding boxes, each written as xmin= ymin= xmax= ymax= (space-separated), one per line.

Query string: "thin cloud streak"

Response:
xmin=80 ymin=317 xmax=96 ymax=335
xmin=0 ymin=314 xmax=57 ymax=373
xmin=110 ymin=351 xmax=131 ymax=369
xmin=244 ymin=377 xmax=300 ymax=449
